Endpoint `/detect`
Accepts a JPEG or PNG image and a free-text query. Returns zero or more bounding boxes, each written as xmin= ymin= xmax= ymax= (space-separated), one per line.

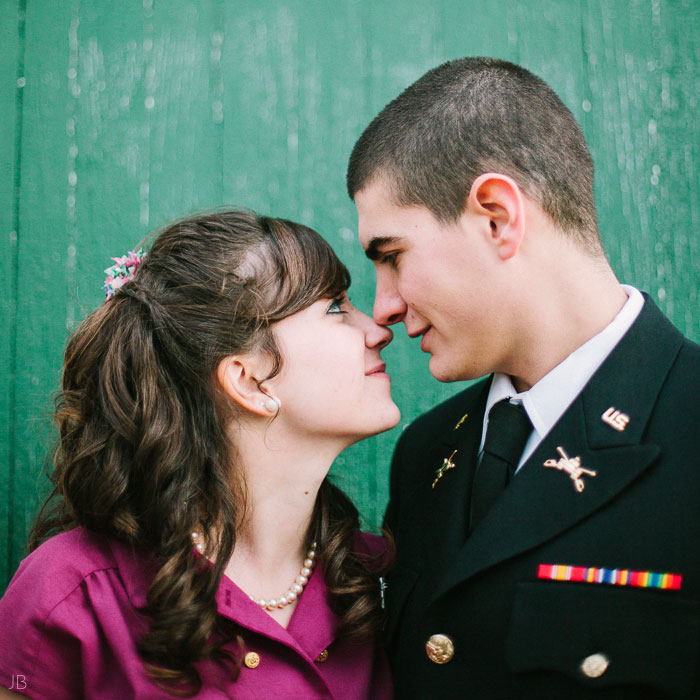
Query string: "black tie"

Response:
xmin=470 ymin=399 xmax=532 ymax=531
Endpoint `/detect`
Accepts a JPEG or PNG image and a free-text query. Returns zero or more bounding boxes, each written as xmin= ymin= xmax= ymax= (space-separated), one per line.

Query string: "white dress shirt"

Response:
xmin=481 ymin=285 xmax=645 ymax=470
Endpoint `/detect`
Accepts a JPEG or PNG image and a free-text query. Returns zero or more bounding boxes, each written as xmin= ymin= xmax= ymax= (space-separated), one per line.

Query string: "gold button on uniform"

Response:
xmin=315 ymin=649 xmax=329 ymax=663
xmin=244 ymin=651 xmax=260 ymax=669
xmin=580 ymin=652 xmax=609 ymax=678
xmin=425 ymin=634 xmax=454 ymax=664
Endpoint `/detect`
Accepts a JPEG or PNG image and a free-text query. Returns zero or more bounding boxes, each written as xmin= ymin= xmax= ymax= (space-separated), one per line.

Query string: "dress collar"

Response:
xmin=216 ymin=562 xmax=338 ymax=660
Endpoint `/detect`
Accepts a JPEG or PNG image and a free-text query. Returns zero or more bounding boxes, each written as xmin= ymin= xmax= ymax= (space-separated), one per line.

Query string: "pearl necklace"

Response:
xmin=191 ymin=533 xmax=318 ymax=611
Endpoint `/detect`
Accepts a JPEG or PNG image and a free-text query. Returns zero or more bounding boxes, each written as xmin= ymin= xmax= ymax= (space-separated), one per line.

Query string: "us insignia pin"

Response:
xmin=432 ymin=450 xmax=458 ymax=489
xmin=544 ymin=446 xmax=597 ymax=492
xmin=601 ymin=406 xmax=630 ymax=432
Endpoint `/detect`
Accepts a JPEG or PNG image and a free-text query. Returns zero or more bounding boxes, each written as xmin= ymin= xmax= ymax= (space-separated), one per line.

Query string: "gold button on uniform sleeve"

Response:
xmin=425 ymin=634 xmax=454 ymax=664
xmin=580 ymin=653 xmax=609 ymax=678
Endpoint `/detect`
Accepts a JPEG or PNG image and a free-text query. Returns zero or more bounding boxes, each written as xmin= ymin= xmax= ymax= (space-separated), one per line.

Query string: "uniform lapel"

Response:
xmin=425 ymin=382 xmax=490 ymax=564
xmin=429 ymin=296 xmax=684 ymax=606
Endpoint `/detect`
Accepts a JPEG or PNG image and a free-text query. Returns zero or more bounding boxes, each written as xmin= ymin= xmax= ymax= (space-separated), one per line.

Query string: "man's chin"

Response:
xmin=428 ymin=356 xmax=460 ymax=383
xmin=428 ymin=355 xmax=484 ymax=383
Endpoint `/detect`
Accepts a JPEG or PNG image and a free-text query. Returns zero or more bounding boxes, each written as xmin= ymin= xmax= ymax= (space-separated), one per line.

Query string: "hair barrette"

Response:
xmin=104 ymin=249 xmax=145 ymax=300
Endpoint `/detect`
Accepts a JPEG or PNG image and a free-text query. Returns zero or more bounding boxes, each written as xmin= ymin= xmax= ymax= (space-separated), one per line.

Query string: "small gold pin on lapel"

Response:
xmin=432 ymin=450 xmax=458 ymax=489
xmin=601 ymin=407 xmax=630 ymax=432
xmin=544 ymin=446 xmax=597 ymax=493
xmin=453 ymin=413 xmax=468 ymax=431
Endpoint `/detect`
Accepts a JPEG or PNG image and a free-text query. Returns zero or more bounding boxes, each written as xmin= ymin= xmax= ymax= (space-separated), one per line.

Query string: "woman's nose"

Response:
xmin=359 ymin=310 xmax=393 ymax=351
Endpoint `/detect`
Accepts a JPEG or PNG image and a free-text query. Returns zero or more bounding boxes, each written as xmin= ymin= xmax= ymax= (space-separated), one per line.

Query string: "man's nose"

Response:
xmin=373 ymin=277 xmax=407 ymax=327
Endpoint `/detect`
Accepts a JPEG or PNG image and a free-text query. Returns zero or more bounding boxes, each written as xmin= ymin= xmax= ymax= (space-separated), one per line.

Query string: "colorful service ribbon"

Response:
xmin=537 ymin=563 xmax=682 ymax=591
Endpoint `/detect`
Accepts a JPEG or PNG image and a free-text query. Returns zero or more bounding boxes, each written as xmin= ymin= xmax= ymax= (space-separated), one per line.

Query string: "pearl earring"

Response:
xmin=263 ymin=397 xmax=280 ymax=412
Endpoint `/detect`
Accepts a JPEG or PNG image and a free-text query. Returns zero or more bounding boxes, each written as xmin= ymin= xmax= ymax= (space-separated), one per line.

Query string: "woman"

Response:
xmin=0 ymin=210 xmax=399 ymax=699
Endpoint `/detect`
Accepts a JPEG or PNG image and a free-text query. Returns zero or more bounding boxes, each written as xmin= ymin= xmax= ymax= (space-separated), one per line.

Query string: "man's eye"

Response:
xmin=382 ymin=252 xmax=399 ymax=266
xmin=326 ymin=297 xmax=348 ymax=314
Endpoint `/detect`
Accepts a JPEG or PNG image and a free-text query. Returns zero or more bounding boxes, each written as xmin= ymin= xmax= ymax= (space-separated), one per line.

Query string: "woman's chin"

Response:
xmin=353 ymin=404 xmax=401 ymax=442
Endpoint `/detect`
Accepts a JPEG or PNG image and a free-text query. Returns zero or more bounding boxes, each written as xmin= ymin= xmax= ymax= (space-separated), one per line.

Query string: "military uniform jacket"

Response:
xmin=385 ymin=296 xmax=700 ymax=699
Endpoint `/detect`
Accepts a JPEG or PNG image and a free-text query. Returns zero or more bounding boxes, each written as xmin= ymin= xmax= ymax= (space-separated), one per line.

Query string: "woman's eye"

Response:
xmin=326 ymin=297 xmax=348 ymax=314
xmin=382 ymin=252 xmax=399 ymax=266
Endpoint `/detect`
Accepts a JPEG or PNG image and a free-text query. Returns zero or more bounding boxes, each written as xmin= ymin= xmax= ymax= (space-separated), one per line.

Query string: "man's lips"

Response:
xmin=408 ymin=326 xmax=432 ymax=352
xmin=407 ymin=325 xmax=430 ymax=339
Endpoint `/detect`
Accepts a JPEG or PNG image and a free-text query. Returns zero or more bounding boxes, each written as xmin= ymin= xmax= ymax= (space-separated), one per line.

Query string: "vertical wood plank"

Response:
xmin=584 ymin=0 xmax=700 ymax=337
xmin=0 ymin=0 xmax=22 ymax=587
xmin=10 ymin=0 xmax=231 ymax=583
xmin=10 ymin=0 xmax=75 ymax=575
xmin=66 ymin=0 xmax=226 ymax=316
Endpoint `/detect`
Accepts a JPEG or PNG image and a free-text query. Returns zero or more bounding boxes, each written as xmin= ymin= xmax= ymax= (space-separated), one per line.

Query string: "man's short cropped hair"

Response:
xmin=347 ymin=57 xmax=602 ymax=253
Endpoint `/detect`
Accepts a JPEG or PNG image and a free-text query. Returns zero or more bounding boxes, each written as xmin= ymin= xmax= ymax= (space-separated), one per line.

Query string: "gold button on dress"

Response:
xmin=244 ymin=651 xmax=260 ymax=669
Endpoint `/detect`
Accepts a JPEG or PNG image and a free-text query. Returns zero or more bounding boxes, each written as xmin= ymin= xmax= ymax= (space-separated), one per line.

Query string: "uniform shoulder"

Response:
xmin=662 ymin=335 xmax=700 ymax=410
xmin=679 ymin=335 xmax=700 ymax=364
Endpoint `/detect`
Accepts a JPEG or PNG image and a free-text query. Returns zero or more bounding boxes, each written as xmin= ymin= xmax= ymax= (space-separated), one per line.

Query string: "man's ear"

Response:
xmin=216 ymin=355 xmax=274 ymax=417
xmin=466 ymin=173 xmax=526 ymax=260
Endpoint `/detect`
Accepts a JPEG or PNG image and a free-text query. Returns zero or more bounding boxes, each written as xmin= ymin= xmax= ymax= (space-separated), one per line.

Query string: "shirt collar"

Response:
xmin=483 ymin=285 xmax=644 ymax=452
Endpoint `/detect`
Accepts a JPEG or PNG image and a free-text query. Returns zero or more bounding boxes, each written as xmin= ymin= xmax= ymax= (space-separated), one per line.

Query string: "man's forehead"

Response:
xmin=355 ymin=181 xmax=433 ymax=251
xmin=355 ymin=189 xmax=406 ymax=239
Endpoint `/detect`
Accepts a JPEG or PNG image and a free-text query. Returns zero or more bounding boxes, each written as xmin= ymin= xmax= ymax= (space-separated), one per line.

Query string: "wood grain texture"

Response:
xmin=0 ymin=0 xmax=22 ymax=585
xmin=2 ymin=0 xmax=699 ymax=590
xmin=9 ymin=0 xmax=74 ymax=583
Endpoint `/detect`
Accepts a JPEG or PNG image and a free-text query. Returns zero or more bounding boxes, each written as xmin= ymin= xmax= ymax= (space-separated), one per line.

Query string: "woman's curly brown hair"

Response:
xmin=30 ymin=210 xmax=391 ymax=695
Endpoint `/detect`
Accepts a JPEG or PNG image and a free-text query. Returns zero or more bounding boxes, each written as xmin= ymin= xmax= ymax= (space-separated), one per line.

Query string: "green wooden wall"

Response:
xmin=1 ymin=0 xmax=698 ymax=592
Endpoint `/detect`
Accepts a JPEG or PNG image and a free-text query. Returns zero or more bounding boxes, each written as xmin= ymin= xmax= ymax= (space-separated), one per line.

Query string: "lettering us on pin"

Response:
xmin=602 ymin=407 xmax=630 ymax=432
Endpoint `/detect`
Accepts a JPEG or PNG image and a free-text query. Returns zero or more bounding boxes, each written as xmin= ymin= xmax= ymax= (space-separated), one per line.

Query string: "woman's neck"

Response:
xmin=221 ymin=421 xmax=341 ymax=626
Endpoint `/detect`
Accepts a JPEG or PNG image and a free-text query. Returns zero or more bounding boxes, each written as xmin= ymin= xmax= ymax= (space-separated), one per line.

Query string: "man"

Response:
xmin=347 ymin=57 xmax=700 ymax=698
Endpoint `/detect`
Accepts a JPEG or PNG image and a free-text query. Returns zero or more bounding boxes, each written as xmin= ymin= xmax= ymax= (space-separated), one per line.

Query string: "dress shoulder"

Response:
xmin=5 ymin=528 xmax=118 ymax=611
xmin=0 ymin=528 xmax=129 ymax=698
xmin=353 ymin=531 xmax=393 ymax=567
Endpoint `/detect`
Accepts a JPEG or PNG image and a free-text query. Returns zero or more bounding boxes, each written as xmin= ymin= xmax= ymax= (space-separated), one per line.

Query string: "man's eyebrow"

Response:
xmin=364 ymin=236 xmax=402 ymax=261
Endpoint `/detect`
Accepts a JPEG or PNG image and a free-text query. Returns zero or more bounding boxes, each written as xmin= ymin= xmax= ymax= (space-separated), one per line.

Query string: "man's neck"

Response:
xmin=508 ymin=246 xmax=627 ymax=392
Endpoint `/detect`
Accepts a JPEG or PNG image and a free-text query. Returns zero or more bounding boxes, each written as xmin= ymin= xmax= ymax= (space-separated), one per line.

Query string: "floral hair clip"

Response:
xmin=104 ymin=249 xmax=145 ymax=300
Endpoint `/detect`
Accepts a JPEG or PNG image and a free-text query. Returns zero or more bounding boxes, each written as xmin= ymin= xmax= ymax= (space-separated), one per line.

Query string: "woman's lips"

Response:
xmin=366 ymin=363 xmax=390 ymax=378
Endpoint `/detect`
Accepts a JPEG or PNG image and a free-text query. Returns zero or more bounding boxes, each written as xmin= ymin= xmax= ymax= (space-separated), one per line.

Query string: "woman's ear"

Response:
xmin=216 ymin=355 xmax=278 ymax=417
xmin=467 ymin=173 xmax=526 ymax=260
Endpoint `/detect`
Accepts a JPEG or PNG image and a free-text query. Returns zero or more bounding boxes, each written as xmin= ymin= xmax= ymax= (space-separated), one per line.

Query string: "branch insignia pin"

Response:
xmin=432 ymin=450 xmax=458 ymax=489
xmin=544 ymin=446 xmax=597 ymax=492
xmin=453 ymin=413 xmax=468 ymax=431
